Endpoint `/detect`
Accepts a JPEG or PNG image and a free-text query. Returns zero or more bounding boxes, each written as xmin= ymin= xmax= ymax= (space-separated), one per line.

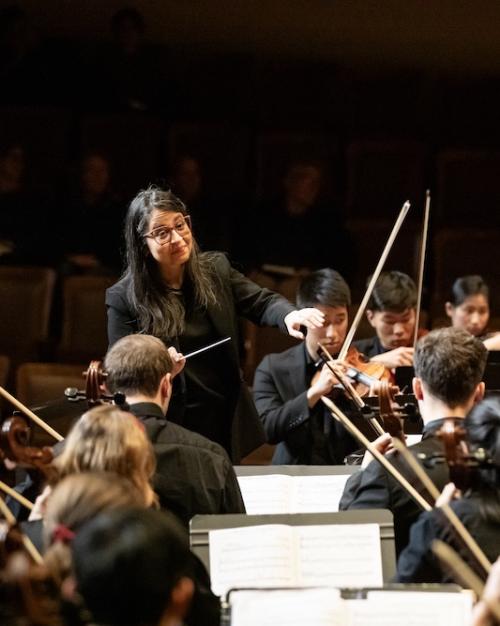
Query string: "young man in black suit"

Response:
xmin=353 ymin=271 xmax=417 ymax=369
xmin=253 ymin=268 xmax=358 ymax=465
xmin=340 ymin=327 xmax=487 ymax=554
xmin=104 ymin=334 xmax=245 ymax=526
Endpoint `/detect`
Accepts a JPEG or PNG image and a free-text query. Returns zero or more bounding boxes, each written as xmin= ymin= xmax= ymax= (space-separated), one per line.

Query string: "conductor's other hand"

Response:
xmin=285 ymin=308 xmax=325 ymax=340
xmin=167 ymin=346 xmax=186 ymax=378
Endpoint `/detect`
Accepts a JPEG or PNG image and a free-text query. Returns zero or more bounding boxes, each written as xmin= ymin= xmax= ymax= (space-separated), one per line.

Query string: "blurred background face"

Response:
xmin=284 ymin=164 xmax=322 ymax=212
xmin=446 ymin=294 xmax=490 ymax=337
xmin=0 ymin=145 xmax=24 ymax=189
xmin=172 ymin=157 xmax=202 ymax=203
xmin=81 ymin=155 xmax=110 ymax=197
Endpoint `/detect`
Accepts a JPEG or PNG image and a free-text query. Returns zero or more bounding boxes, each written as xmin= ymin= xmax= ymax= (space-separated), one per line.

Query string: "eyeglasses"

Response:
xmin=144 ymin=215 xmax=191 ymax=246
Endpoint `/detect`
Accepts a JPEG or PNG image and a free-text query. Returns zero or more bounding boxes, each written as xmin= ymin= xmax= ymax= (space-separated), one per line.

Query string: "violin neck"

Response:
xmin=345 ymin=366 xmax=375 ymax=388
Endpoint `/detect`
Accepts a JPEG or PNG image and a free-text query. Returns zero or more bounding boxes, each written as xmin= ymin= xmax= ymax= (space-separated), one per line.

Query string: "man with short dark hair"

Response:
xmin=253 ymin=268 xmax=358 ymax=464
xmin=353 ymin=271 xmax=418 ymax=368
xmin=340 ymin=327 xmax=487 ymax=553
xmin=104 ymin=334 xmax=245 ymax=525
xmin=73 ymin=507 xmax=219 ymax=626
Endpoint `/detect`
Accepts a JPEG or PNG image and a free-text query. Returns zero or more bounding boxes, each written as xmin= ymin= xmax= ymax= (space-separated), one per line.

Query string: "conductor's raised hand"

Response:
xmin=167 ymin=346 xmax=186 ymax=378
xmin=284 ymin=308 xmax=325 ymax=340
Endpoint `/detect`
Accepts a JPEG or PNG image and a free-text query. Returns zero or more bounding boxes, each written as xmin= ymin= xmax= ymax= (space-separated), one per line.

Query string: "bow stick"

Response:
xmin=0 ymin=387 xmax=63 ymax=442
xmin=338 ymin=200 xmax=411 ymax=362
xmin=413 ymin=190 xmax=431 ymax=348
xmin=322 ymin=395 xmax=492 ymax=577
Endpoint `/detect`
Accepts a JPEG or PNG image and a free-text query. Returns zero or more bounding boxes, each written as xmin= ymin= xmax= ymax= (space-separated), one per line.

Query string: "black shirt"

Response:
xmin=353 ymin=335 xmax=388 ymax=359
xmin=179 ymin=302 xmax=236 ymax=453
xmin=340 ymin=417 xmax=458 ymax=554
xmin=396 ymin=495 xmax=500 ymax=583
xmin=129 ymin=402 xmax=245 ymax=526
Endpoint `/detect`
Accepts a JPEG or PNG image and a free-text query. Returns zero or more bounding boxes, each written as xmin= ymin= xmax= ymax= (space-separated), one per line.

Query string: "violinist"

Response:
xmin=103 ymin=334 xmax=245 ymax=525
xmin=340 ymin=328 xmax=487 ymax=554
xmin=396 ymin=397 xmax=500 ymax=583
xmin=105 ymin=186 xmax=324 ymax=462
xmin=253 ymin=268 xmax=358 ymax=465
xmin=353 ymin=271 xmax=418 ymax=368
xmin=445 ymin=275 xmax=500 ymax=350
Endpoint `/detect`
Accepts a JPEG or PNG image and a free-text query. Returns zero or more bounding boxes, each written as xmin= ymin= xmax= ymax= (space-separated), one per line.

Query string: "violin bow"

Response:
xmin=316 ymin=343 xmax=385 ymax=437
xmin=432 ymin=540 xmax=485 ymax=597
xmin=0 ymin=495 xmax=42 ymax=564
xmin=0 ymin=480 xmax=34 ymax=512
xmin=413 ymin=190 xmax=431 ymax=349
xmin=321 ymin=395 xmax=430 ymax=510
xmin=0 ymin=387 xmax=63 ymax=442
xmin=391 ymin=437 xmax=491 ymax=575
xmin=432 ymin=540 xmax=500 ymax=625
xmin=338 ymin=200 xmax=411 ymax=362
xmin=321 ymin=396 xmax=492 ymax=577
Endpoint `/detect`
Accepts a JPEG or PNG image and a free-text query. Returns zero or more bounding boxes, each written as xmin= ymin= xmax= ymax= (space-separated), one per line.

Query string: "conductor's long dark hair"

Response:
xmin=124 ymin=186 xmax=218 ymax=339
xmin=465 ymin=397 xmax=500 ymax=524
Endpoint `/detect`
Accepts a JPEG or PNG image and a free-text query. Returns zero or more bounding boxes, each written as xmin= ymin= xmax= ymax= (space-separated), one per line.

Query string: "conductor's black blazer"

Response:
xmin=105 ymin=252 xmax=295 ymax=462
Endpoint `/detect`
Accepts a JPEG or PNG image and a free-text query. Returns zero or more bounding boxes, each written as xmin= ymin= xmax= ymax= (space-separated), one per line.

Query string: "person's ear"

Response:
xmin=445 ymin=302 xmax=454 ymax=319
xmin=473 ymin=381 xmax=485 ymax=404
xmin=412 ymin=377 xmax=424 ymax=400
xmin=167 ymin=576 xmax=195 ymax=621
xmin=160 ymin=373 xmax=172 ymax=400
xmin=366 ymin=309 xmax=376 ymax=328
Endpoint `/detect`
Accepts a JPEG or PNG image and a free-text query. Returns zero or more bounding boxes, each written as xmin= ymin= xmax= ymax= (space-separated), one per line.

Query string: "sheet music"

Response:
xmin=293 ymin=475 xmax=351 ymax=512
xmin=237 ymin=474 xmax=351 ymax=514
xmin=406 ymin=434 xmax=422 ymax=446
xmin=347 ymin=592 xmax=473 ymax=626
xmin=237 ymin=475 xmax=292 ymax=514
xmin=209 ymin=523 xmax=382 ymax=597
xmin=296 ymin=524 xmax=383 ymax=588
xmin=228 ymin=589 xmax=470 ymax=626
xmin=209 ymin=525 xmax=297 ymax=596
xmin=230 ymin=588 xmax=345 ymax=626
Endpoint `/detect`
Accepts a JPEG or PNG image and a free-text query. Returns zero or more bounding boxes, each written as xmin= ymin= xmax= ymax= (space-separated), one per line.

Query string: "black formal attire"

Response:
xmin=129 ymin=402 xmax=245 ymax=526
xmin=396 ymin=495 xmax=500 ymax=583
xmin=106 ymin=252 xmax=295 ymax=462
xmin=353 ymin=336 xmax=388 ymax=359
xmin=253 ymin=343 xmax=358 ymax=465
xmin=339 ymin=418 xmax=458 ymax=554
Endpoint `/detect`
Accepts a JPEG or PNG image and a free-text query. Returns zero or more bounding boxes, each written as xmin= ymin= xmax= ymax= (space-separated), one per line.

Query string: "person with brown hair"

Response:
xmin=340 ymin=327 xmax=487 ymax=554
xmin=41 ymin=473 xmax=220 ymax=626
xmin=42 ymin=471 xmax=145 ymax=587
xmin=54 ymin=404 xmax=157 ymax=508
xmin=104 ymin=333 xmax=245 ymax=525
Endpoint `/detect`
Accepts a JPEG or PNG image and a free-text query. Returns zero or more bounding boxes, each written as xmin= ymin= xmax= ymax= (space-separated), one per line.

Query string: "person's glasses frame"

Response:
xmin=144 ymin=215 xmax=192 ymax=246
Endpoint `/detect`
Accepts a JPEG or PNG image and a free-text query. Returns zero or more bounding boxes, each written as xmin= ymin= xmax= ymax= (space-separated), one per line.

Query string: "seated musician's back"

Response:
xmin=340 ymin=327 xmax=487 ymax=554
xmin=104 ymin=334 xmax=245 ymax=525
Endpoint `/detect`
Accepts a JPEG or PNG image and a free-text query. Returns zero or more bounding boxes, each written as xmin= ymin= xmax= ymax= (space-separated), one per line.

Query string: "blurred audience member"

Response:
xmin=169 ymin=155 xmax=230 ymax=253
xmin=57 ymin=152 xmax=123 ymax=274
xmin=249 ymin=160 xmax=352 ymax=278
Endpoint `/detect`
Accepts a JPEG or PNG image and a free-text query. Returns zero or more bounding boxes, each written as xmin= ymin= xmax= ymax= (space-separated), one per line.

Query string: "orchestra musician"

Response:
xmin=105 ymin=186 xmax=324 ymax=461
xmin=103 ymin=334 xmax=246 ymax=524
xmin=71 ymin=507 xmax=214 ymax=626
xmin=353 ymin=271 xmax=418 ymax=368
xmin=252 ymin=268 xmax=358 ymax=465
xmin=396 ymin=396 xmax=500 ymax=583
xmin=445 ymin=275 xmax=500 ymax=351
xmin=340 ymin=327 xmax=487 ymax=554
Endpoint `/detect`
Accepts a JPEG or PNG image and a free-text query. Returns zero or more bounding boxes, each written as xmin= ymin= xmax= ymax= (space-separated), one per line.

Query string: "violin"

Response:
xmin=0 ymin=415 xmax=54 ymax=479
xmin=314 ymin=342 xmax=410 ymax=439
xmin=417 ymin=419 xmax=492 ymax=492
